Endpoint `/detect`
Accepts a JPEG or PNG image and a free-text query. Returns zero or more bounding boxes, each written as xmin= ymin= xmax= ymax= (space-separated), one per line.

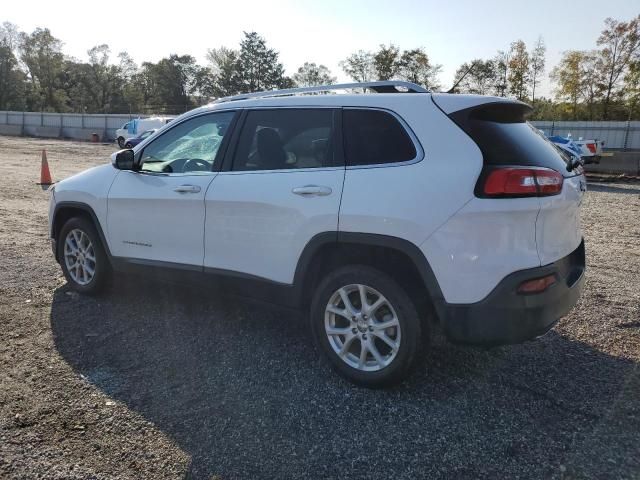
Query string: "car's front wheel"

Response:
xmin=57 ymin=217 xmax=109 ymax=294
xmin=310 ymin=265 xmax=423 ymax=387
xmin=117 ymin=137 xmax=125 ymax=148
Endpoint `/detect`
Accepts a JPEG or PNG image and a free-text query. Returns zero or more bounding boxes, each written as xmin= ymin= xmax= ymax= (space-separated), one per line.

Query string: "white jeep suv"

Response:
xmin=48 ymin=81 xmax=586 ymax=387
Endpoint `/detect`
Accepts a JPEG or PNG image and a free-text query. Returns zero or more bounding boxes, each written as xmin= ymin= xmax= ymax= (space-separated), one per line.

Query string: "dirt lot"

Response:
xmin=0 ymin=135 xmax=639 ymax=480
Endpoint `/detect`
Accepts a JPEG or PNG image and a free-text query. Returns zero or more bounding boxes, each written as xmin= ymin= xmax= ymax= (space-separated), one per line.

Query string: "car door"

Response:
xmin=107 ymin=110 xmax=237 ymax=267
xmin=204 ymin=108 xmax=344 ymax=284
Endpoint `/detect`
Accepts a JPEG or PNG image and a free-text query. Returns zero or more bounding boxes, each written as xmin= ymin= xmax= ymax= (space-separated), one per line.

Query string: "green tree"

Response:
xmin=494 ymin=50 xmax=509 ymax=96
xmin=508 ymin=40 xmax=529 ymax=101
xmin=0 ymin=38 xmax=26 ymax=110
xmin=596 ymin=16 xmax=640 ymax=119
xmin=373 ymin=44 xmax=401 ymax=80
xmin=19 ymin=28 xmax=67 ymax=111
xmin=453 ymin=59 xmax=497 ymax=95
xmin=139 ymin=54 xmax=200 ymax=113
xmin=398 ymin=48 xmax=441 ymax=89
xmin=340 ymin=50 xmax=375 ymax=82
xmin=292 ymin=62 xmax=336 ymax=87
xmin=236 ymin=32 xmax=287 ymax=93
xmin=529 ymin=36 xmax=546 ymax=105
xmin=551 ymin=50 xmax=586 ymax=119
xmin=624 ymin=60 xmax=640 ymax=119
xmin=206 ymin=46 xmax=240 ymax=97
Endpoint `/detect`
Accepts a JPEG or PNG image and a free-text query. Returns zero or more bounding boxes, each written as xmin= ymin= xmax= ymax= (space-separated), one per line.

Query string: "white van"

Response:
xmin=115 ymin=117 xmax=174 ymax=148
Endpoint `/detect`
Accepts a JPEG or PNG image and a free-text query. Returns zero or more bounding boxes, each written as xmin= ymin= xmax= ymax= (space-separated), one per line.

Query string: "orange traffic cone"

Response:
xmin=37 ymin=149 xmax=53 ymax=186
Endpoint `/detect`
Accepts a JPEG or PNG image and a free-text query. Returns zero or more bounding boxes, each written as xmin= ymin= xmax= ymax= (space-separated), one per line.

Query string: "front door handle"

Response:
xmin=292 ymin=185 xmax=332 ymax=196
xmin=173 ymin=184 xmax=201 ymax=193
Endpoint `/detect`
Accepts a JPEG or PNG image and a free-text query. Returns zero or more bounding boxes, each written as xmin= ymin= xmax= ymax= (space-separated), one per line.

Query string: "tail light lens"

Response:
xmin=482 ymin=167 xmax=563 ymax=197
xmin=586 ymin=143 xmax=597 ymax=154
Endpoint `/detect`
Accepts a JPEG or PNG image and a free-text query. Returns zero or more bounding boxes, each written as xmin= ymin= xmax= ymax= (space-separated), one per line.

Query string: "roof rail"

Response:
xmin=212 ymin=81 xmax=429 ymax=104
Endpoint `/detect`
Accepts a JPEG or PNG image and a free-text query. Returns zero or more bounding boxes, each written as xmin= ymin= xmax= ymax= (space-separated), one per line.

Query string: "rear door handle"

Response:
xmin=173 ymin=184 xmax=201 ymax=193
xmin=292 ymin=185 xmax=332 ymax=196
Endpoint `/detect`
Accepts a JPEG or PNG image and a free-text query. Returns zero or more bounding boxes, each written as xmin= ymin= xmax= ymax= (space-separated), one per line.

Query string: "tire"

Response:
xmin=310 ymin=265 xmax=423 ymax=388
xmin=57 ymin=216 xmax=110 ymax=294
xmin=117 ymin=137 xmax=125 ymax=148
xmin=125 ymin=142 xmax=132 ymax=149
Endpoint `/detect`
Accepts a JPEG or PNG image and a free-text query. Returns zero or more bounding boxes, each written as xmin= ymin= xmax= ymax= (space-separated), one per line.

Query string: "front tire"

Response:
xmin=117 ymin=137 xmax=125 ymax=148
xmin=57 ymin=217 xmax=109 ymax=294
xmin=310 ymin=265 xmax=423 ymax=388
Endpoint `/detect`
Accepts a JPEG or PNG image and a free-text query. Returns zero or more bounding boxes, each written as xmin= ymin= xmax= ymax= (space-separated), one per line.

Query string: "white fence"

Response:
xmin=529 ymin=121 xmax=640 ymax=150
xmin=0 ymin=111 xmax=639 ymax=149
xmin=0 ymin=111 xmax=149 ymax=142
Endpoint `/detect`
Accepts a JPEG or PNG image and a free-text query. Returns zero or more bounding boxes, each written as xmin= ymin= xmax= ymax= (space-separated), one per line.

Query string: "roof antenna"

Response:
xmin=446 ymin=61 xmax=476 ymax=94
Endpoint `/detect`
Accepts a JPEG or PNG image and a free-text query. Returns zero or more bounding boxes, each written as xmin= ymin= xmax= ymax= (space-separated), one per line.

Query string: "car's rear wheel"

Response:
xmin=58 ymin=217 xmax=109 ymax=294
xmin=125 ymin=142 xmax=132 ymax=148
xmin=117 ymin=137 xmax=125 ymax=148
xmin=310 ymin=265 xmax=422 ymax=387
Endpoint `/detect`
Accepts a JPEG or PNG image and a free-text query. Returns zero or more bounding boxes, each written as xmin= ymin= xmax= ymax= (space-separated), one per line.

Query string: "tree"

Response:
xmin=529 ymin=36 xmax=546 ymax=105
xmin=19 ymin=28 xmax=67 ymax=111
xmin=292 ymin=62 xmax=336 ymax=87
xmin=580 ymin=51 xmax=602 ymax=120
xmin=508 ymin=40 xmax=529 ymax=101
xmin=0 ymin=22 xmax=21 ymax=52
xmin=206 ymin=46 xmax=240 ymax=97
xmin=340 ymin=50 xmax=375 ymax=82
xmin=596 ymin=16 xmax=640 ymax=119
xmin=453 ymin=59 xmax=497 ymax=95
xmin=494 ymin=50 xmax=509 ymax=97
xmin=140 ymin=54 xmax=200 ymax=113
xmin=551 ymin=50 xmax=586 ymax=119
xmin=236 ymin=31 xmax=287 ymax=93
xmin=373 ymin=44 xmax=401 ymax=80
xmin=0 ymin=38 xmax=26 ymax=110
xmin=398 ymin=48 xmax=441 ymax=90
xmin=624 ymin=60 xmax=640 ymax=119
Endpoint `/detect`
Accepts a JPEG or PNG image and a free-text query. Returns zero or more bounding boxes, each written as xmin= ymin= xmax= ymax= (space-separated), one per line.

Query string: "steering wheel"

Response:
xmin=183 ymin=158 xmax=210 ymax=172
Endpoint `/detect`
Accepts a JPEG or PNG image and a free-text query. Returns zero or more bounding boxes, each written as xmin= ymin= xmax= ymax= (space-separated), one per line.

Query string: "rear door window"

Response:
xmin=343 ymin=109 xmax=417 ymax=166
xmin=232 ymin=109 xmax=338 ymax=171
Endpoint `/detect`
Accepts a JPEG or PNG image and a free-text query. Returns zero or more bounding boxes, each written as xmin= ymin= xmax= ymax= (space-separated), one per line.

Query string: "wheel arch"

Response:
xmin=52 ymin=202 xmax=112 ymax=263
xmin=294 ymin=232 xmax=446 ymax=322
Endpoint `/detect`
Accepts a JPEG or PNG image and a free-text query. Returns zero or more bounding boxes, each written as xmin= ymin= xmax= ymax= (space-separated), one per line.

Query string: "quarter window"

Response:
xmin=140 ymin=111 xmax=235 ymax=174
xmin=232 ymin=109 xmax=336 ymax=171
xmin=343 ymin=109 xmax=417 ymax=166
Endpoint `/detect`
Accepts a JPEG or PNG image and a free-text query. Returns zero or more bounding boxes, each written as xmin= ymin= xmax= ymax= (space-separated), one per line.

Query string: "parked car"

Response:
xmin=115 ymin=117 xmax=173 ymax=148
xmin=48 ymin=81 xmax=586 ymax=387
xmin=572 ymin=137 xmax=604 ymax=164
xmin=548 ymin=133 xmax=604 ymax=164
xmin=546 ymin=134 xmax=584 ymax=166
xmin=124 ymin=129 xmax=157 ymax=149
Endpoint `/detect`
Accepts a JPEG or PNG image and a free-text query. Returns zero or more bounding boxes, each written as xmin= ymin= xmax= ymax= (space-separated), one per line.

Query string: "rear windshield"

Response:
xmin=449 ymin=103 xmax=572 ymax=176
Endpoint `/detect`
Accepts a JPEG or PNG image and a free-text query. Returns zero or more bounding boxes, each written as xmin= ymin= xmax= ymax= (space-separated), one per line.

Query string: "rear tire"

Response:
xmin=310 ymin=265 xmax=422 ymax=388
xmin=57 ymin=217 xmax=110 ymax=294
xmin=125 ymin=142 xmax=132 ymax=149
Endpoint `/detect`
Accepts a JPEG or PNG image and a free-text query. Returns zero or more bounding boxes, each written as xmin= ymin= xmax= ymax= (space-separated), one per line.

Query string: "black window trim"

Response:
xmin=220 ymin=106 xmax=345 ymax=174
xmin=134 ymin=109 xmax=240 ymax=176
xmin=341 ymin=106 xmax=425 ymax=170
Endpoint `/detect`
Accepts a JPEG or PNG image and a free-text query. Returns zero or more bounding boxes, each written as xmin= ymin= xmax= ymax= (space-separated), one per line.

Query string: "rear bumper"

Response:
xmin=439 ymin=240 xmax=585 ymax=346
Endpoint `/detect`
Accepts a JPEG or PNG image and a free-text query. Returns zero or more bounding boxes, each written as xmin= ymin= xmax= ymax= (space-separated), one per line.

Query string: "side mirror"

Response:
xmin=111 ymin=149 xmax=136 ymax=170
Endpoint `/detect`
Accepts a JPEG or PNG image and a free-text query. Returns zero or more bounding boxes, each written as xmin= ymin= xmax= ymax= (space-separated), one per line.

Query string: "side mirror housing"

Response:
xmin=111 ymin=149 xmax=136 ymax=170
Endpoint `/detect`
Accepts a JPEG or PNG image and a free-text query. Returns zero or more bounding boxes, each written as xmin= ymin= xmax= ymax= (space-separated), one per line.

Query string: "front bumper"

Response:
xmin=440 ymin=240 xmax=585 ymax=345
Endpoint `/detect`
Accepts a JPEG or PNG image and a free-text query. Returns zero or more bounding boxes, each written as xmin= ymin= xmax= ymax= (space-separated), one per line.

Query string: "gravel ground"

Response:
xmin=0 ymin=135 xmax=639 ymax=480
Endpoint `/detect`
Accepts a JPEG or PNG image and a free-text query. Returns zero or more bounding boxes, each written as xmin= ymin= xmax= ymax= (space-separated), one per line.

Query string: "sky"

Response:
xmin=3 ymin=0 xmax=639 ymax=97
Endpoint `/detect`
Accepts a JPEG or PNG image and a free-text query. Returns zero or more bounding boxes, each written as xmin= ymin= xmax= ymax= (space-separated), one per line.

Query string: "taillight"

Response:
xmin=586 ymin=143 xmax=596 ymax=154
xmin=482 ymin=167 xmax=563 ymax=197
